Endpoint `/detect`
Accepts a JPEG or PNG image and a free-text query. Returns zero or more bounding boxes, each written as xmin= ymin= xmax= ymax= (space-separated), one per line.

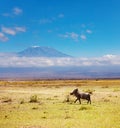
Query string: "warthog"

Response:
xmin=70 ymin=88 xmax=91 ymax=104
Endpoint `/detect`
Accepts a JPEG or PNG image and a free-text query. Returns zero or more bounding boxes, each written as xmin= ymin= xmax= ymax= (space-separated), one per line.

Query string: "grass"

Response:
xmin=0 ymin=79 xmax=120 ymax=128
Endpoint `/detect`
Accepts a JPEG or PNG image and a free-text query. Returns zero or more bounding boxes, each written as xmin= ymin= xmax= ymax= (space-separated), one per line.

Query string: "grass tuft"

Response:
xmin=2 ymin=97 xmax=12 ymax=103
xmin=20 ymin=98 xmax=25 ymax=104
xmin=29 ymin=95 xmax=38 ymax=103
xmin=83 ymin=89 xmax=95 ymax=94
xmin=79 ymin=106 xmax=89 ymax=111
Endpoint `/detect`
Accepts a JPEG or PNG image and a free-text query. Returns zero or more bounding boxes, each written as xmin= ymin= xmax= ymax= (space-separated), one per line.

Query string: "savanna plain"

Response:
xmin=0 ymin=79 xmax=120 ymax=128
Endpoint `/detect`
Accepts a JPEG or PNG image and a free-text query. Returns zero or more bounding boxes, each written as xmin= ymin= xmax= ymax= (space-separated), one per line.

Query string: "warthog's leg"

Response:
xmin=74 ymin=98 xmax=81 ymax=104
xmin=89 ymin=98 xmax=91 ymax=104
xmin=74 ymin=98 xmax=78 ymax=103
xmin=87 ymin=98 xmax=91 ymax=104
xmin=78 ymin=98 xmax=81 ymax=104
xmin=87 ymin=100 xmax=89 ymax=104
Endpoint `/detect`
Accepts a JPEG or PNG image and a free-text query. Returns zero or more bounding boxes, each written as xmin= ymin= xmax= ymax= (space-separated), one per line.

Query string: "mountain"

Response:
xmin=17 ymin=46 xmax=71 ymax=57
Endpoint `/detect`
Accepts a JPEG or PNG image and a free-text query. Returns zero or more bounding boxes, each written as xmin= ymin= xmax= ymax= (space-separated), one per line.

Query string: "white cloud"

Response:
xmin=59 ymin=23 xmax=93 ymax=42
xmin=0 ymin=32 xmax=8 ymax=42
xmin=97 ymin=54 xmax=120 ymax=65
xmin=59 ymin=32 xmax=79 ymax=41
xmin=86 ymin=29 xmax=92 ymax=34
xmin=2 ymin=7 xmax=22 ymax=17
xmin=14 ymin=27 xmax=26 ymax=32
xmin=103 ymin=54 xmax=116 ymax=59
xmin=68 ymin=32 xmax=79 ymax=41
xmin=80 ymin=34 xmax=86 ymax=40
xmin=0 ymin=26 xmax=26 ymax=42
xmin=39 ymin=13 xmax=64 ymax=24
xmin=59 ymin=31 xmax=89 ymax=41
xmin=2 ymin=27 xmax=16 ymax=35
xmin=13 ymin=7 xmax=23 ymax=15
xmin=0 ymin=54 xmax=120 ymax=67
xmin=1 ymin=26 xmax=26 ymax=35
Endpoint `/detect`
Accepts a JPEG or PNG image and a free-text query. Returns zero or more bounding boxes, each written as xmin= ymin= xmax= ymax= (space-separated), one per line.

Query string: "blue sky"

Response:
xmin=0 ymin=0 xmax=120 ymax=57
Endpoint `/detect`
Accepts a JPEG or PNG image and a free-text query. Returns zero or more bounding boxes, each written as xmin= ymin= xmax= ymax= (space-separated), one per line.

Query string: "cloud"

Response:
xmin=2 ymin=26 xmax=16 ymax=35
xmin=59 ymin=32 xmax=79 ymax=41
xmin=59 ymin=31 xmax=89 ymax=41
xmin=68 ymin=32 xmax=79 ymax=41
xmin=0 ymin=54 xmax=120 ymax=67
xmin=86 ymin=29 xmax=92 ymax=34
xmin=59 ymin=32 xmax=87 ymax=41
xmin=2 ymin=7 xmax=23 ymax=17
xmin=13 ymin=7 xmax=23 ymax=15
xmin=0 ymin=32 xmax=8 ymax=42
xmin=14 ymin=27 xmax=26 ymax=32
xmin=103 ymin=54 xmax=116 ymax=59
xmin=80 ymin=34 xmax=86 ymax=40
xmin=1 ymin=26 xmax=26 ymax=36
xmin=98 ymin=54 xmax=120 ymax=65
xmin=0 ymin=26 xmax=26 ymax=42
xmin=39 ymin=13 xmax=64 ymax=24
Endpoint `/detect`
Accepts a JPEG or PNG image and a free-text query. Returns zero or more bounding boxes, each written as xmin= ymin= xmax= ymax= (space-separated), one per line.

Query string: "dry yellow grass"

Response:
xmin=0 ymin=79 xmax=120 ymax=128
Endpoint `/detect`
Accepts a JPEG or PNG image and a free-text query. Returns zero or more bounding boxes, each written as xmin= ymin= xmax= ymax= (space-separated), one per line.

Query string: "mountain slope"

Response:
xmin=17 ymin=46 xmax=71 ymax=57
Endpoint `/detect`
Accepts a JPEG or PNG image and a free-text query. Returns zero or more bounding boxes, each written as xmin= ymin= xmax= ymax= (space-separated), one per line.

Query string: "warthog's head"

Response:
xmin=70 ymin=88 xmax=78 ymax=95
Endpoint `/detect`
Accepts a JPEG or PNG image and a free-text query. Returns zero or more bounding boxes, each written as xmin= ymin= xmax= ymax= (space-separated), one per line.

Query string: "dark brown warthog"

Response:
xmin=70 ymin=88 xmax=91 ymax=104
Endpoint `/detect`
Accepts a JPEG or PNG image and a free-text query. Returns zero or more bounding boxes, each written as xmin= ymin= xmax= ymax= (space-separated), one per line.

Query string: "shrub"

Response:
xmin=63 ymin=95 xmax=71 ymax=103
xmin=29 ymin=95 xmax=38 ymax=103
xmin=66 ymin=95 xmax=70 ymax=102
xmin=32 ymin=106 xmax=39 ymax=110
